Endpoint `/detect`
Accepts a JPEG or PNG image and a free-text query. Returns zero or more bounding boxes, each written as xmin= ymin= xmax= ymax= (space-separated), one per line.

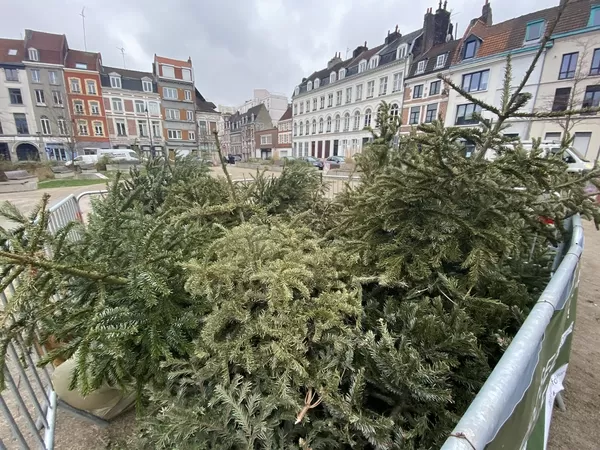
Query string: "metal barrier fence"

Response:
xmin=1 ymin=191 xmax=107 ymax=450
xmin=441 ymin=214 xmax=584 ymax=450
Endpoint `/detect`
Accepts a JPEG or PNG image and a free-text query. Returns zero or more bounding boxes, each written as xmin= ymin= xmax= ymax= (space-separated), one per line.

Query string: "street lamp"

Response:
xmin=145 ymin=107 xmax=154 ymax=158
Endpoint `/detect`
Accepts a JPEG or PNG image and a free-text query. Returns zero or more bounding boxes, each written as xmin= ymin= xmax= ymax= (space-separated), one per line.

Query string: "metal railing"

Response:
xmin=0 ymin=191 xmax=108 ymax=450
xmin=441 ymin=214 xmax=584 ymax=450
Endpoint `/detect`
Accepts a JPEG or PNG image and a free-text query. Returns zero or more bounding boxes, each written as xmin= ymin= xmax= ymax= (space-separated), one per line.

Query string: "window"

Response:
xmin=78 ymin=120 xmax=89 ymax=136
xmin=573 ymin=132 xmax=592 ymax=157
xmin=552 ymin=88 xmax=571 ymax=112
xmin=294 ymin=104 xmax=298 ymax=115
xmin=392 ymin=72 xmax=403 ymax=92
xmin=326 ymin=116 xmax=332 ymax=132
xmin=413 ymin=84 xmax=423 ymax=99
xmin=306 ymin=100 xmax=310 ymax=112
xmin=430 ymin=80 xmax=441 ymax=96
xmin=559 ymin=53 xmax=578 ymax=79
xmin=93 ymin=121 xmax=104 ymax=136
xmin=319 ymin=118 xmax=324 ymax=133
xmin=369 ymin=56 xmax=379 ymax=69
xmin=300 ymin=102 xmax=304 ymax=114
xmin=41 ymin=116 xmax=51 ymax=135
xmin=57 ymin=118 xmax=67 ymax=135
xmin=31 ymin=69 xmax=40 ymax=83
xmin=35 ymin=89 xmax=45 ymax=105
xmin=367 ymin=80 xmax=375 ymax=98
xmin=464 ymin=40 xmax=478 ymax=59
xmin=14 ymin=113 xmax=29 ymax=134
xmin=5 ymin=68 xmax=18 ymax=81
xmin=182 ymin=68 xmax=192 ymax=81
xmin=409 ymin=106 xmax=420 ymax=125
xmin=525 ymin=20 xmax=545 ymax=42
xmin=152 ymin=121 xmax=161 ymax=137
xmin=315 ymin=79 xmax=320 ymax=89
xmin=313 ymin=98 xmax=317 ymax=111
xmin=113 ymin=119 xmax=126 ymax=136
xmin=339 ymin=68 xmax=346 ymax=80
xmin=435 ymin=54 xmax=446 ymax=68
xmin=70 ymin=78 xmax=81 ymax=93
xmin=353 ymin=111 xmax=360 ymax=130
xmin=390 ymin=104 xmax=399 ymax=117
xmin=328 ymin=93 xmax=333 ymax=107
xmin=168 ymin=129 xmax=183 ymax=140
xmin=416 ymin=60 xmax=426 ymax=74
xmin=75 ymin=63 xmax=87 ymax=69
xmin=186 ymin=110 xmax=194 ymax=121
xmin=356 ymin=84 xmax=363 ymax=101
xmin=583 ymin=85 xmax=600 ymax=111
xmin=74 ymin=100 xmax=85 ymax=114
xmin=148 ymin=102 xmax=159 ymax=116
xmin=166 ymin=109 xmax=180 ymax=120
xmin=397 ymin=45 xmax=407 ymax=60
xmin=307 ymin=81 xmax=313 ymax=91
xmin=9 ymin=88 xmax=23 ymax=104
xmin=110 ymin=75 xmax=122 ymax=88
xmin=335 ymin=114 xmax=341 ymax=132
xmin=7 ymin=49 xmax=16 ymax=56
xmin=364 ymin=109 xmax=372 ymax=127
xmin=591 ymin=49 xmax=600 ymax=75
xmin=90 ymin=101 xmax=100 ymax=115
xmin=320 ymin=96 xmax=325 ymax=109
xmin=294 ymin=122 xmax=298 ymax=135
xmin=185 ymin=90 xmax=192 ymax=101
xmin=312 ymin=119 xmax=317 ymax=134
xmin=111 ymin=98 xmax=123 ymax=112
xmin=590 ymin=5 xmax=600 ymax=27
xmin=130 ymin=100 xmax=143 ymax=114
xmin=359 ymin=60 xmax=367 ymax=73
xmin=28 ymin=48 xmax=39 ymax=61
xmin=425 ymin=104 xmax=438 ymax=123
xmin=162 ymin=65 xmax=175 ymax=78
xmin=305 ymin=121 xmax=309 ymax=135
xmin=261 ymin=134 xmax=272 ymax=145
xmin=330 ymin=72 xmax=337 ymax=83
xmin=299 ymin=122 xmax=303 ymax=135
xmin=142 ymin=79 xmax=153 ymax=92
xmin=379 ymin=77 xmax=388 ymax=96
xmin=163 ymin=87 xmax=178 ymax=99
xmin=48 ymin=71 xmax=59 ymax=85
xmin=344 ymin=113 xmax=350 ymax=131
xmin=336 ymin=90 xmax=342 ymax=106
xmin=189 ymin=131 xmax=195 ymax=141
xmin=462 ymin=70 xmax=489 ymax=92
xmin=294 ymin=86 xmax=300 ymax=96
xmin=455 ymin=103 xmax=482 ymax=125
xmin=53 ymin=90 xmax=63 ymax=106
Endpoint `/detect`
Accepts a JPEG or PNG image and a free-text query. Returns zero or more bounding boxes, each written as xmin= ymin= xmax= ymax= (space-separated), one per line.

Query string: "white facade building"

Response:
xmin=291 ymin=29 xmax=421 ymax=159
xmin=239 ymin=89 xmax=289 ymax=124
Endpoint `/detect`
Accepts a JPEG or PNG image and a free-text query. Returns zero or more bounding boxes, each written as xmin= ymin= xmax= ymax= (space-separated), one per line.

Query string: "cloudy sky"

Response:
xmin=1 ymin=0 xmax=559 ymax=107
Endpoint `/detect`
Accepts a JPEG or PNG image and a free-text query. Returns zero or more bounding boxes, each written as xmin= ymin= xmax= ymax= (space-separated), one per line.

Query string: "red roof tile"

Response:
xmin=155 ymin=55 xmax=192 ymax=68
xmin=24 ymin=29 xmax=67 ymax=65
xmin=65 ymin=49 xmax=101 ymax=71
xmin=279 ymin=105 xmax=293 ymax=121
xmin=0 ymin=38 xmax=24 ymax=64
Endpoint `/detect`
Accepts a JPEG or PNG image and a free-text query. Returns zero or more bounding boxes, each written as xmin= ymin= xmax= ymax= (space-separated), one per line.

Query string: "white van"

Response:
xmin=65 ymin=154 xmax=98 ymax=166
xmin=97 ymin=149 xmax=140 ymax=163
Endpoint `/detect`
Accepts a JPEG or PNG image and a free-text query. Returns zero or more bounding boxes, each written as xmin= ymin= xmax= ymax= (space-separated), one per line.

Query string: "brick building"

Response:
xmin=276 ymin=105 xmax=292 ymax=158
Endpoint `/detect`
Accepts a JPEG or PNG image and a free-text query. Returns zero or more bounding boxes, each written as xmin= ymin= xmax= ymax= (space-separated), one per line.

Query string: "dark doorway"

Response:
xmin=333 ymin=140 xmax=339 ymax=156
xmin=0 ymin=143 xmax=10 ymax=161
xmin=324 ymin=141 xmax=331 ymax=158
xmin=16 ymin=143 xmax=40 ymax=161
xmin=317 ymin=141 xmax=323 ymax=159
xmin=311 ymin=141 xmax=316 ymax=157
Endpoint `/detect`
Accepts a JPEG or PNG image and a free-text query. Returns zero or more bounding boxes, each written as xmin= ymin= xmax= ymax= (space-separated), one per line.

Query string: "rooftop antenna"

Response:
xmin=117 ymin=46 xmax=126 ymax=68
xmin=80 ymin=7 xmax=87 ymax=51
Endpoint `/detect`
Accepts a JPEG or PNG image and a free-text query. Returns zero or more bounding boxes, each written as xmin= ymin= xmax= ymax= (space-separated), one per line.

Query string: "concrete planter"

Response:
xmin=53 ymin=172 xmax=75 ymax=179
xmin=0 ymin=177 xmax=38 ymax=193
xmin=106 ymin=163 xmax=138 ymax=172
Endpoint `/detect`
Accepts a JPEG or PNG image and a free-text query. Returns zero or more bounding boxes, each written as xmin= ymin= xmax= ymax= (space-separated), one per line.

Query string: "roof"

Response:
xmin=196 ymin=100 xmax=217 ymax=113
xmin=24 ymin=30 xmax=67 ymax=65
xmin=407 ymin=39 xmax=460 ymax=78
xmin=295 ymin=29 xmax=422 ymax=95
xmin=101 ymin=65 xmax=153 ymax=79
xmin=65 ymin=49 xmax=101 ymax=71
xmin=454 ymin=0 xmax=600 ymax=64
xmin=0 ymin=38 xmax=24 ymax=64
xmin=228 ymin=104 xmax=265 ymax=122
xmin=155 ymin=55 xmax=192 ymax=68
xmin=279 ymin=105 xmax=293 ymax=121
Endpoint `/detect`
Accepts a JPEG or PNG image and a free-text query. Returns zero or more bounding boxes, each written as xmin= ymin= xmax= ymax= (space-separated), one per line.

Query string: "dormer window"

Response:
xmin=525 ymin=20 xmax=545 ymax=43
xmin=294 ymin=86 xmax=300 ymax=96
xmin=110 ymin=74 xmax=122 ymax=88
xmin=8 ymin=49 xmax=17 ymax=56
xmin=435 ymin=54 xmax=446 ymax=69
xmin=28 ymin=48 xmax=39 ymax=61
xmin=339 ymin=68 xmax=346 ymax=80
xmin=75 ymin=63 xmax=88 ymax=69
xmin=315 ymin=78 xmax=320 ymax=89
xmin=142 ymin=78 xmax=153 ymax=92
xmin=397 ymin=45 xmax=408 ymax=60
xmin=589 ymin=5 xmax=600 ymax=27
xmin=358 ymin=60 xmax=367 ymax=73
xmin=330 ymin=72 xmax=336 ymax=83
xmin=307 ymin=81 xmax=313 ymax=91
xmin=463 ymin=40 xmax=479 ymax=60
xmin=416 ymin=60 xmax=426 ymax=74
xmin=369 ymin=56 xmax=379 ymax=69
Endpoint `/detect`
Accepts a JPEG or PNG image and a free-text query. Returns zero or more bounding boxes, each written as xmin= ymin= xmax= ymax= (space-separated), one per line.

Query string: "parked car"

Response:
xmin=324 ymin=155 xmax=346 ymax=169
xmin=300 ymin=156 xmax=324 ymax=170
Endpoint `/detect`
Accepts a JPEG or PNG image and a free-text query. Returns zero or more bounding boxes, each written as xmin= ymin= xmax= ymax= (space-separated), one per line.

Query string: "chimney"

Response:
xmin=481 ymin=0 xmax=493 ymax=26
xmin=422 ymin=2 xmax=452 ymax=54
xmin=352 ymin=42 xmax=369 ymax=58
xmin=327 ymin=52 xmax=343 ymax=69
xmin=385 ymin=24 xmax=402 ymax=45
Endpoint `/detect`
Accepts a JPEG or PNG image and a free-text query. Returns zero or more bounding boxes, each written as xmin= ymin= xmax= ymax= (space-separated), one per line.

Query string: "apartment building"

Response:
xmin=227 ymin=104 xmax=272 ymax=159
xmin=100 ymin=66 xmax=163 ymax=156
xmin=239 ymin=89 xmax=289 ymax=123
xmin=195 ymin=90 xmax=220 ymax=155
xmin=291 ymin=26 xmax=421 ymax=159
xmin=64 ymin=49 xmax=110 ymax=151
xmin=276 ymin=105 xmax=293 ymax=158
xmin=0 ymin=38 xmax=40 ymax=161
xmin=22 ymin=30 xmax=71 ymax=161
xmin=153 ymin=55 xmax=196 ymax=157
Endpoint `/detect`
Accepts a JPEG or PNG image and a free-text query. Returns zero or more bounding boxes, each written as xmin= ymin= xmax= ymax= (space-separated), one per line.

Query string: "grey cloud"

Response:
xmin=1 ymin=0 xmax=559 ymax=106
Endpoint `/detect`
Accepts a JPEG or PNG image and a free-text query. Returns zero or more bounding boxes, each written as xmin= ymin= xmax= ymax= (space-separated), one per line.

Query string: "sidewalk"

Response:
xmin=549 ymin=221 xmax=600 ymax=449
